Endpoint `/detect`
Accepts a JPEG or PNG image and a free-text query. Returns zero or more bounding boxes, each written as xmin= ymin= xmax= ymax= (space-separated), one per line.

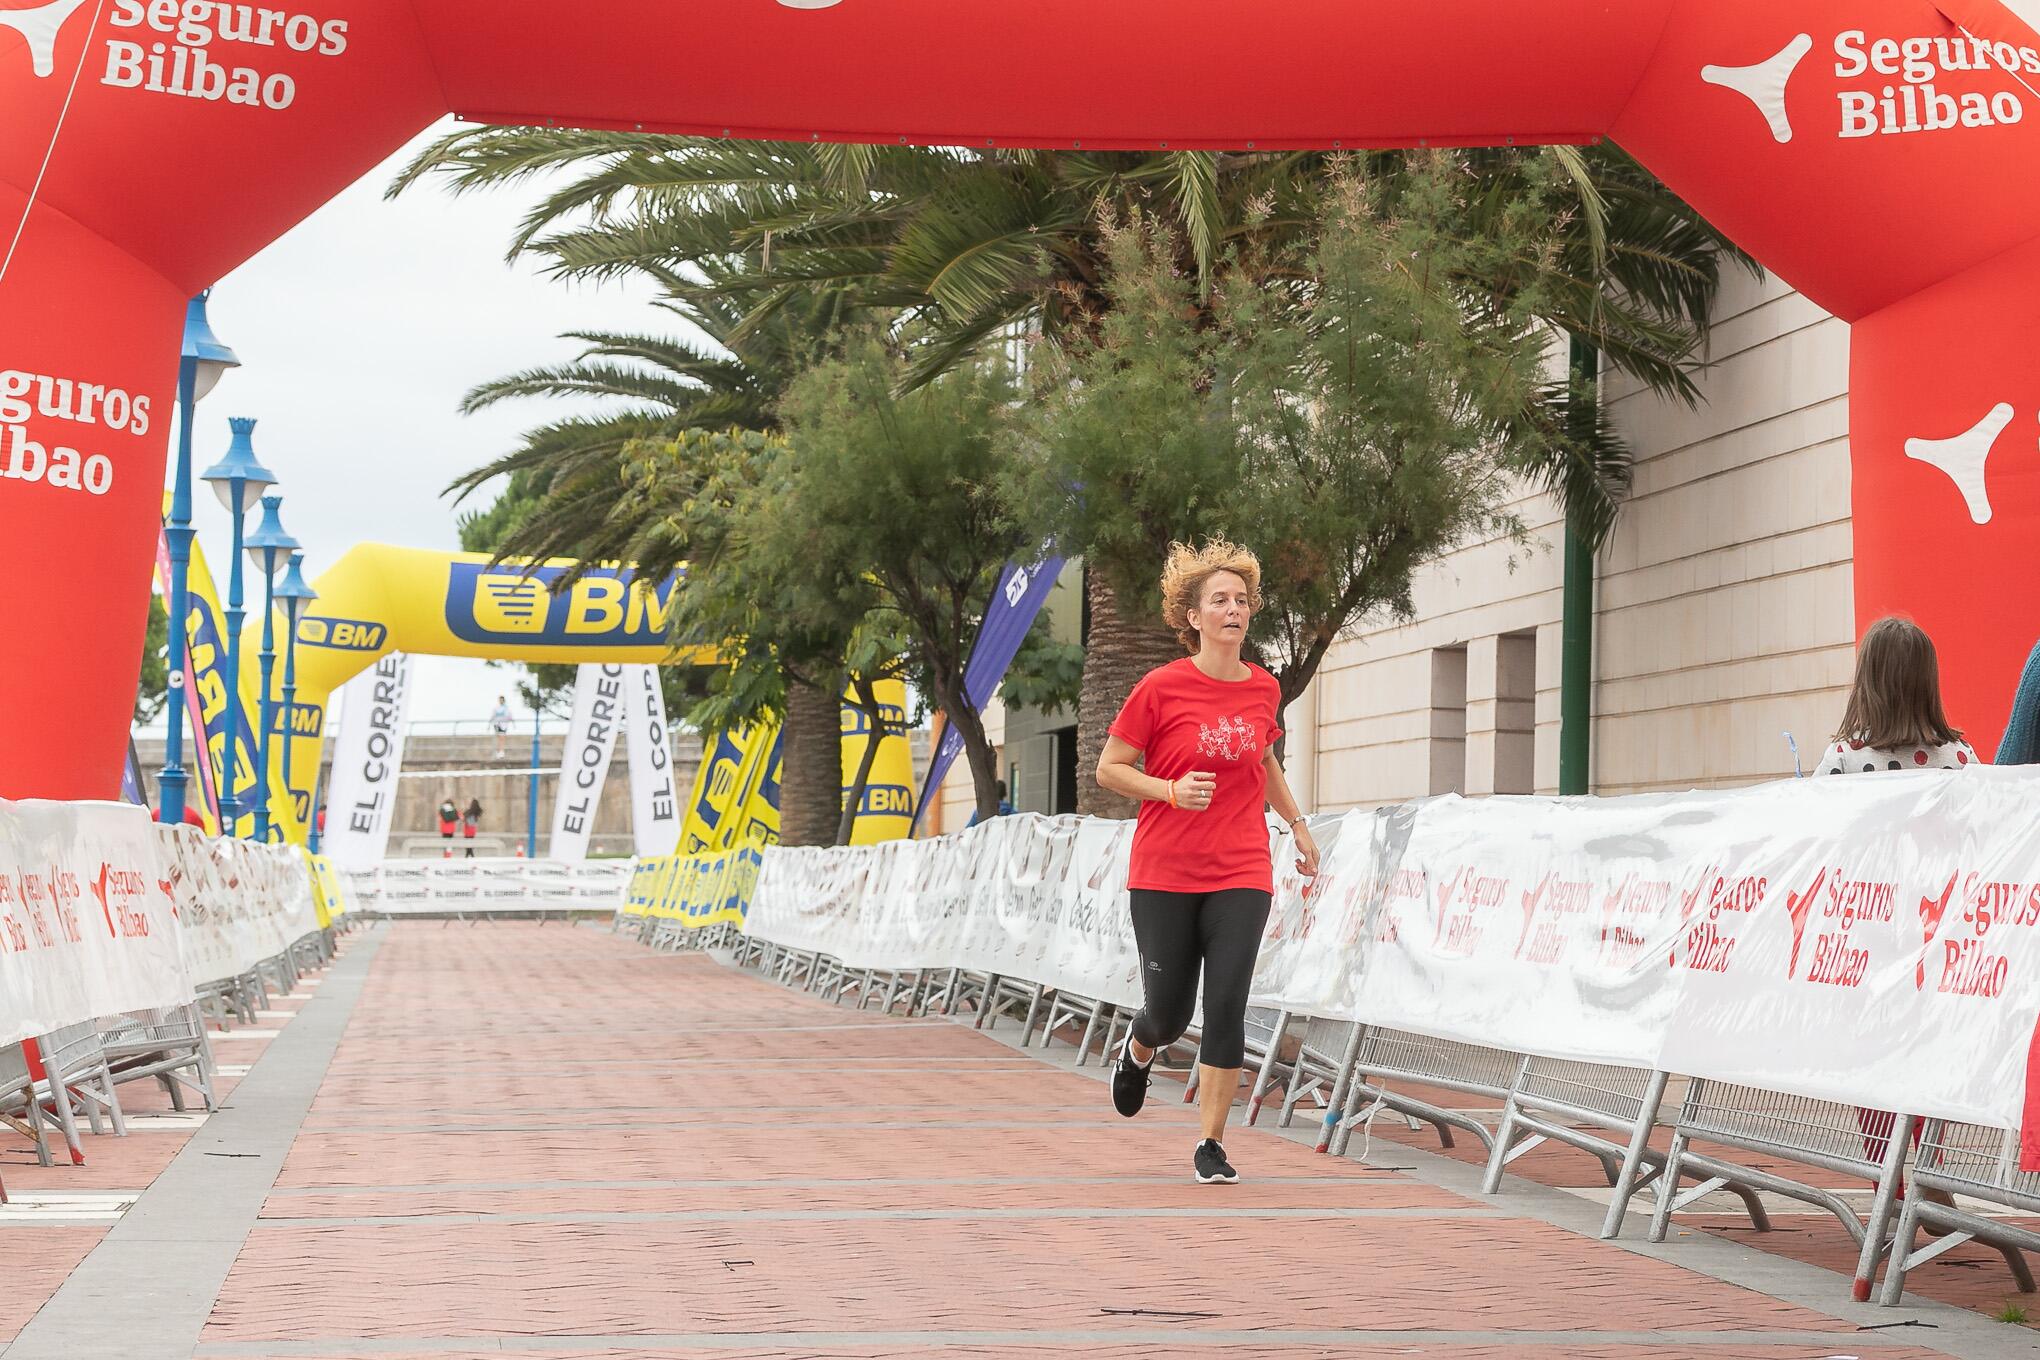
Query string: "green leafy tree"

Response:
xmin=134 ymin=595 xmax=169 ymax=725
xmin=612 ymin=427 xmax=906 ymax=847
xmin=1018 ymin=157 xmax=1633 ymax=813
xmin=401 ymin=132 xmax=1748 ymax=818
xmin=776 ymin=341 xmax=1029 ymax=824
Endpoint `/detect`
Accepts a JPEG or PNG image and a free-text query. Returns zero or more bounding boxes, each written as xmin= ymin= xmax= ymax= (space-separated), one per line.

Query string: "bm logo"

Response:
xmin=295 ymin=617 xmax=386 ymax=651
xmin=445 ymin=563 xmax=680 ymax=646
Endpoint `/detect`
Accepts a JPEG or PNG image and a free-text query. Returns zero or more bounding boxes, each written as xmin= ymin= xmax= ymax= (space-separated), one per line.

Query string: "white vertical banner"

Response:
xmin=550 ymin=662 xmax=626 ymax=862
xmin=320 ymin=653 xmax=413 ymax=871
xmin=624 ymin=664 xmax=682 ymax=857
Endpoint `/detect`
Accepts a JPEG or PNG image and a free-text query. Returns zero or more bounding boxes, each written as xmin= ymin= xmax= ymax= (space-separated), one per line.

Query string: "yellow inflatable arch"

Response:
xmin=224 ymin=543 xmax=915 ymax=848
xmin=244 ymin=543 xmax=709 ymax=844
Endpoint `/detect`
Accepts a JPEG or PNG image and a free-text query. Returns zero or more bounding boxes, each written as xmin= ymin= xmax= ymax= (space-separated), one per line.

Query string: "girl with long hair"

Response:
xmin=1095 ymin=540 xmax=1319 ymax=1184
xmin=1815 ymin=617 xmax=1979 ymax=775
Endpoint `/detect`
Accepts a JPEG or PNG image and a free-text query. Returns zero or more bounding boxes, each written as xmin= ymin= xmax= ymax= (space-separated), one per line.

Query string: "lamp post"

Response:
xmin=527 ymin=696 xmax=541 ymax=857
xmin=275 ymin=553 xmax=318 ymax=843
xmin=199 ymin=418 xmax=276 ymax=835
xmin=159 ymin=292 xmax=240 ymax=826
xmin=244 ymin=495 xmax=298 ymax=842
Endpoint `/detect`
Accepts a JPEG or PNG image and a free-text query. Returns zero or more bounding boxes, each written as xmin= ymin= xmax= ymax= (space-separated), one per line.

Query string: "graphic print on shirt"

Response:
xmin=1196 ymin=715 xmax=1260 ymax=762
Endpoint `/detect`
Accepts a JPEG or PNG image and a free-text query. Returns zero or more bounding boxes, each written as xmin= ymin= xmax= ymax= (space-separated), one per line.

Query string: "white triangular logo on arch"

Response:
xmin=1702 ymin=33 xmax=1814 ymax=143
xmin=0 ymin=0 xmax=90 ymax=79
xmin=1905 ymin=402 xmax=2014 ymax=526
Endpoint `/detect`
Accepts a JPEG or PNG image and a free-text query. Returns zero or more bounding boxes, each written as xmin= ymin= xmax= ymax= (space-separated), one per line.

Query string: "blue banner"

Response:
xmin=911 ymin=551 xmax=1064 ymax=829
xmin=121 ymin=738 xmax=149 ymax=811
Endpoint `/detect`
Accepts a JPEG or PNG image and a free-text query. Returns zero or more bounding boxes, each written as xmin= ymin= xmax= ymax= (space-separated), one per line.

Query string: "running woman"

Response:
xmin=1096 ymin=540 xmax=1319 ymax=1184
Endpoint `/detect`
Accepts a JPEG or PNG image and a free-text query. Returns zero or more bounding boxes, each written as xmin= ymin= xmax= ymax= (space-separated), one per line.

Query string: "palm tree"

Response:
xmin=401 ymin=130 xmax=1755 ymax=814
xmin=442 ymin=276 xmax=857 ymax=846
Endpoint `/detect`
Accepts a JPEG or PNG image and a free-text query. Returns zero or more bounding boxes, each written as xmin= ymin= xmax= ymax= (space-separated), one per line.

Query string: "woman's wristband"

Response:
xmin=1165 ymin=779 xmax=1178 ymax=808
xmin=1288 ymin=814 xmax=1308 ymax=828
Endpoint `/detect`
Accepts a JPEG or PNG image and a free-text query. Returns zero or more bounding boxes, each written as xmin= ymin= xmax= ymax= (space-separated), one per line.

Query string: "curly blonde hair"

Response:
xmin=1160 ymin=539 xmax=1263 ymax=653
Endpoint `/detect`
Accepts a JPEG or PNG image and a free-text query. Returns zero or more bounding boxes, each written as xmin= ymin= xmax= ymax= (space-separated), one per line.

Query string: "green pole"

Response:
xmin=1558 ymin=334 xmax=1599 ymax=796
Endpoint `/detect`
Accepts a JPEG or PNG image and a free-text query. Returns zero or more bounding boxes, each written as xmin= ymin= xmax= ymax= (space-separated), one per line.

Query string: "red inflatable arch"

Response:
xmin=4 ymin=0 xmax=2040 ymax=798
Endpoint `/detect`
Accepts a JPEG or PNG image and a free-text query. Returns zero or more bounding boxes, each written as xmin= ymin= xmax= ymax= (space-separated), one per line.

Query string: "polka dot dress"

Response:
xmin=1812 ymin=737 xmax=1979 ymax=776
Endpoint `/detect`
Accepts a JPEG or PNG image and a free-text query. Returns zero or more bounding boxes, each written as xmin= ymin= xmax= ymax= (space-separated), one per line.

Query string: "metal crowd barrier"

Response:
xmin=1649 ymin=1082 xmax=1919 ymax=1300
xmin=2 ymin=924 xmax=338 ymax=1181
xmin=1882 ymin=1119 xmax=2040 ymax=1304
xmin=346 ymin=858 xmax=631 ymax=919
xmin=99 ymin=1004 xmax=216 ymax=1113
xmin=659 ymin=919 xmax=2039 ymax=1308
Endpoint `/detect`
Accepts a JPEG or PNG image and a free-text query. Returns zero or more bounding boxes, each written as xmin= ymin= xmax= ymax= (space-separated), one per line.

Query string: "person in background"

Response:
xmin=490 ymin=694 xmax=514 ymax=759
xmin=1815 ymin=615 xmax=1978 ymax=1216
xmin=965 ymin=779 xmax=1016 ymax=828
xmin=438 ymin=796 xmax=459 ymax=854
xmin=462 ymin=798 xmax=482 ymax=858
xmin=1815 ymin=617 xmax=1980 ymax=775
xmin=1995 ymin=640 xmax=2040 ymax=765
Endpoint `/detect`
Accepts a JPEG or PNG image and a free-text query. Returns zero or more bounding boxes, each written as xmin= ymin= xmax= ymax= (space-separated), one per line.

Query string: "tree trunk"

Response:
xmin=836 ymin=725 xmax=882 ymax=846
xmin=778 ymin=676 xmax=842 ymax=847
xmin=836 ymin=680 xmax=887 ymax=846
xmin=930 ymin=678 xmax=1003 ymax=825
xmin=1076 ymin=565 xmax=1184 ymax=818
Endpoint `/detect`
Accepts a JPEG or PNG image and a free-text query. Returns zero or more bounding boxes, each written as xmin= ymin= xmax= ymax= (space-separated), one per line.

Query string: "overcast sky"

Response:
xmin=154 ymin=119 xmax=665 ymax=732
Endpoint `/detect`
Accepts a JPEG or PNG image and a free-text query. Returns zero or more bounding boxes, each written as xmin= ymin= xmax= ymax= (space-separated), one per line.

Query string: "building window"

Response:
xmin=1494 ymin=631 xmax=1537 ymax=796
xmin=1430 ymin=645 xmax=1468 ymax=796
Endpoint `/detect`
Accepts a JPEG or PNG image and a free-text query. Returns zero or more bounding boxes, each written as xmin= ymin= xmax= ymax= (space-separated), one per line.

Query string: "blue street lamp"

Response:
xmin=244 ymin=495 xmax=298 ymax=842
xmin=199 ymin=418 xmax=275 ymax=835
xmin=275 ymin=553 xmax=318 ymax=844
xmin=159 ymin=292 xmax=240 ymax=826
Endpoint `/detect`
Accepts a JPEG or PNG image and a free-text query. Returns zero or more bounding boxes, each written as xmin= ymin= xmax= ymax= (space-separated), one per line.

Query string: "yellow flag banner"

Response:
xmin=629 ymin=675 xmax=905 ymax=931
xmin=302 ymin=850 xmax=352 ymax=928
xmin=630 ymin=718 xmax=781 ymax=927
xmin=182 ymin=532 xmax=260 ymax=839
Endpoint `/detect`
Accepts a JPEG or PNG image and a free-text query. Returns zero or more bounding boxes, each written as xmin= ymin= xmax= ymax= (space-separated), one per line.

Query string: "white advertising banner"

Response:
xmin=0 ymin=800 xmax=187 ymax=1048
xmin=157 ymin=825 xmax=323 ymax=986
xmin=319 ymin=652 xmax=413 ymax=872
xmin=623 ymin=664 xmax=682 ymax=858
xmin=550 ymin=662 xmax=626 ymax=862
xmin=745 ymin=770 xmax=2040 ymax=1140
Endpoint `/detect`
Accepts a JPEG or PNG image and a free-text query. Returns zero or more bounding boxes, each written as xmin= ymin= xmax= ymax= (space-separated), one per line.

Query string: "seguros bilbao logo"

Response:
xmin=1914 ymin=870 xmax=2039 ymax=998
xmin=1705 ymin=27 xmax=2033 ymax=142
xmin=0 ymin=368 xmax=147 ymax=498
xmin=2 ymin=0 xmax=353 ymax=111
xmin=443 ymin=562 xmax=681 ymax=648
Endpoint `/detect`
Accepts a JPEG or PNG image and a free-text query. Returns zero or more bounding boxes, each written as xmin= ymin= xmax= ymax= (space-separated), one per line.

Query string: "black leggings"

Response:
xmin=1127 ymin=888 xmax=1272 ymax=1070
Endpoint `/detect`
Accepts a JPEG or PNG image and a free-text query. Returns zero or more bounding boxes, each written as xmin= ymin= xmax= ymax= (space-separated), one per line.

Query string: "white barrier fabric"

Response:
xmin=0 ymin=800 xmax=188 ymax=1048
xmin=623 ymin=665 xmax=681 ymax=857
xmin=344 ymin=857 xmax=634 ymax=912
xmin=157 ymin=824 xmax=323 ymax=986
xmin=550 ymin=663 xmax=626 ymax=863
xmin=320 ymin=653 xmax=414 ymax=871
xmin=747 ymin=769 xmax=2040 ymax=1132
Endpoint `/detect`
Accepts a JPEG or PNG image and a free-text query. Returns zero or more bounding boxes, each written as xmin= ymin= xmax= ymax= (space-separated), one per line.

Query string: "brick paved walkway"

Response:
xmin=4 ymin=921 xmax=2033 ymax=1358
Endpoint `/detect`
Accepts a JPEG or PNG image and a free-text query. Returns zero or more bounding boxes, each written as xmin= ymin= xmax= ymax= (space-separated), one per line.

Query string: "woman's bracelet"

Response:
xmin=1288 ymin=814 xmax=1308 ymax=828
xmin=1166 ymin=779 xmax=1178 ymax=809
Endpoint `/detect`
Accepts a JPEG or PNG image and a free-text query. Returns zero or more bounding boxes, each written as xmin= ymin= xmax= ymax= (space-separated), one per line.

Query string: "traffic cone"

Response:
xmin=442 ymin=846 xmax=452 ymax=859
xmin=516 ymin=842 xmax=526 ymax=858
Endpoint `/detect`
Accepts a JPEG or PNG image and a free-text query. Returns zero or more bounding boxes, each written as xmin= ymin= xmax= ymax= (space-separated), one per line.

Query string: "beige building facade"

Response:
xmin=935 ymin=267 xmax=1858 ymax=822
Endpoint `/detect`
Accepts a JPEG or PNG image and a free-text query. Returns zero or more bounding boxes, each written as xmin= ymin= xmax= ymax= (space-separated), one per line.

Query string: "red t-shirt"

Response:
xmin=1108 ymin=657 xmax=1283 ymax=894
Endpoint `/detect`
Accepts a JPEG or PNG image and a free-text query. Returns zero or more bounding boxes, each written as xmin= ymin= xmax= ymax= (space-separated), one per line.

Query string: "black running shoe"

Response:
xmin=1194 ymin=1139 xmax=1239 ymax=1184
xmin=1111 ymin=1029 xmax=1153 ymax=1118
